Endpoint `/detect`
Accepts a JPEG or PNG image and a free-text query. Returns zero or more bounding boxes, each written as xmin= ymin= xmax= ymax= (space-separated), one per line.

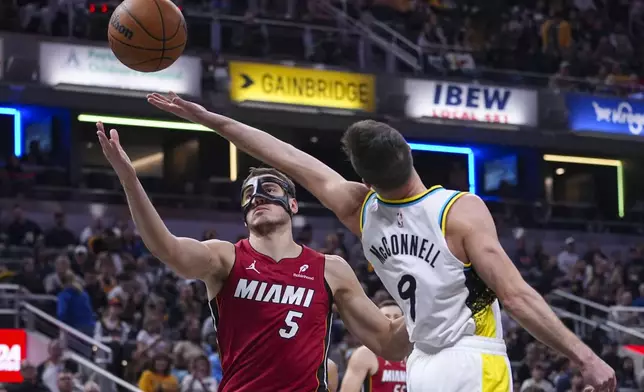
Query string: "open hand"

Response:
xmin=147 ymin=91 xmax=206 ymax=123
xmin=96 ymin=122 xmax=135 ymax=181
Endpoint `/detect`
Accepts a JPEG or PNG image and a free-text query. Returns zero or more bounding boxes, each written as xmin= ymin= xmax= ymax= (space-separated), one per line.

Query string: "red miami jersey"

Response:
xmin=210 ymin=239 xmax=333 ymax=392
xmin=363 ymin=356 xmax=407 ymax=392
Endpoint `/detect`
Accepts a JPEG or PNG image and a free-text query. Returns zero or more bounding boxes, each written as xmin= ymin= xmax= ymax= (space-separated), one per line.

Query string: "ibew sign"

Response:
xmin=403 ymin=79 xmax=538 ymax=126
xmin=566 ymin=93 xmax=644 ymax=136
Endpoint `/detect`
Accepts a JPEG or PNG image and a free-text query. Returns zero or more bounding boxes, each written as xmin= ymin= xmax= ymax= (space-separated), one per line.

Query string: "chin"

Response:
xmin=248 ymin=216 xmax=289 ymax=235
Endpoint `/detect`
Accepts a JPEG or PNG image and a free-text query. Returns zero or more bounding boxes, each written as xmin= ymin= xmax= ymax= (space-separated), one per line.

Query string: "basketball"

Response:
xmin=107 ymin=0 xmax=187 ymax=73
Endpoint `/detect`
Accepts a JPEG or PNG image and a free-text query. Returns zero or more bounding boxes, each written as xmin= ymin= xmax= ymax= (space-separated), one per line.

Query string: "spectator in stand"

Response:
xmin=7 ymin=361 xmax=49 ymax=392
xmin=173 ymin=319 xmax=206 ymax=373
xmin=295 ymin=223 xmax=318 ymax=249
xmin=617 ymin=356 xmax=638 ymax=389
xmin=69 ymin=246 xmax=91 ymax=278
xmin=56 ymin=271 xmax=95 ymax=337
xmin=12 ymin=256 xmax=45 ymax=294
xmin=180 ymin=355 xmax=218 ymax=392
xmin=568 ymin=370 xmax=586 ymax=392
xmin=138 ymin=353 xmax=179 ymax=392
xmin=79 ymin=217 xmax=103 ymax=245
xmin=44 ymin=254 xmax=76 ymax=295
xmin=82 ymin=381 xmax=99 ymax=392
xmin=632 ymin=282 xmax=644 ymax=306
xmin=520 ymin=363 xmax=555 ymax=392
xmin=44 ymin=212 xmax=77 ymax=249
xmin=6 ymin=205 xmax=41 ymax=247
xmin=95 ymin=297 xmax=131 ymax=377
xmin=168 ymin=283 xmax=201 ymax=329
xmin=203 ymin=332 xmax=222 ymax=384
xmin=82 ymin=264 xmax=107 ymax=312
xmin=54 ymin=371 xmax=77 ymax=392
xmin=37 ymin=340 xmax=75 ymax=392
xmin=557 ymin=237 xmax=579 ymax=275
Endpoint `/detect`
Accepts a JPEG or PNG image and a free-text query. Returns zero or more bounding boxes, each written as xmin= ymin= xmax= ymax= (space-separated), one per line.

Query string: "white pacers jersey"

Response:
xmin=360 ymin=186 xmax=503 ymax=349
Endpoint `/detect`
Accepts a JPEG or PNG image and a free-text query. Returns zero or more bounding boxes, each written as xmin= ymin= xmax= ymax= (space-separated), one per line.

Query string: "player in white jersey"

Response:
xmin=148 ymin=93 xmax=616 ymax=392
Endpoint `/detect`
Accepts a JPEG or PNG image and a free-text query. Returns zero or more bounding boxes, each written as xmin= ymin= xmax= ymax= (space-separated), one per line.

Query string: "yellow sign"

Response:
xmin=229 ymin=61 xmax=375 ymax=112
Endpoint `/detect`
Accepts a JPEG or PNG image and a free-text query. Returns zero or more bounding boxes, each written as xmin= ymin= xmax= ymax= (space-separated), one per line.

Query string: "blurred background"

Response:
xmin=0 ymin=0 xmax=643 ymax=391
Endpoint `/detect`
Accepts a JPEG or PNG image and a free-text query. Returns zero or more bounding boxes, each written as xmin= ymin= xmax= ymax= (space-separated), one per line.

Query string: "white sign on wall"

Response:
xmin=39 ymin=42 xmax=201 ymax=96
xmin=404 ymin=79 xmax=538 ymax=127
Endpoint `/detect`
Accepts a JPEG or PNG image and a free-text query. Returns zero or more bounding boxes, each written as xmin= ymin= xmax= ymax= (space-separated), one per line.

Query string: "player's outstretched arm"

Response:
xmin=340 ymin=346 xmax=378 ymax=392
xmin=448 ymin=194 xmax=616 ymax=392
xmin=147 ymin=93 xmax=369 ymax=235
xmin=325 ymin=255 xmax=411 ymax=361
xmin=96 ymin=122 xmax=233 ymax=281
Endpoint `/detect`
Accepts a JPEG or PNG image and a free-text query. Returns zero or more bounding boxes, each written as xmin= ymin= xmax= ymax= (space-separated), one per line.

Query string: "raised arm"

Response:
xmin=147 ymin=93 xmax=369 ymax=235
xmin=325 ymin=255 xmax=411 ymax=361
xmin=448 ymin=194 xmax=616 ymax=391
xmin=96 ymin=123 xmax=233 ymax=283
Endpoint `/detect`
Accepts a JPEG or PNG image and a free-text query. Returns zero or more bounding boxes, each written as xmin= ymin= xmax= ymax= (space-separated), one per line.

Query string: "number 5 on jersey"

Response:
xmin=279 ymin=310 xmax=303 ymax=339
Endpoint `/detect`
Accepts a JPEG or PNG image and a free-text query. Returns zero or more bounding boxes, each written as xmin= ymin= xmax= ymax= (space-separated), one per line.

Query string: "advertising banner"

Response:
xmin=566 ymin=93 xmax=644 ymax=137
xmin=39 ymin=42 xmax=202 ymax=96
xmin=228 ymin=61 xmax=375 ymax=112
xmin=0 ymin=329 xmax=27 ymax=383
xmin=402 ymin=79 xmax=538 ymax=126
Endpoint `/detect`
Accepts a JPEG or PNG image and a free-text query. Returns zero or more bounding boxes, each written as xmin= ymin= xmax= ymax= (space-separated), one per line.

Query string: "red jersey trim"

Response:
xmin=314 ymin=280 xmax=334 ymax=392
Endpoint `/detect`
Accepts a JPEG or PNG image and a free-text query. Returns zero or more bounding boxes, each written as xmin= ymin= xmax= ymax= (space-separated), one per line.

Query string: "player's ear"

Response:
xmin=289 ymin=198 xmax=299 ymax=215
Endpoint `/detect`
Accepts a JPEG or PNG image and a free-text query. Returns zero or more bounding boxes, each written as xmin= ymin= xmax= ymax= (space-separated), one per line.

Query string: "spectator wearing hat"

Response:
xmin=557 ymin=237 xmax=579 ymax=275
xmin=6 ymin=361 xmax=49 ymax=392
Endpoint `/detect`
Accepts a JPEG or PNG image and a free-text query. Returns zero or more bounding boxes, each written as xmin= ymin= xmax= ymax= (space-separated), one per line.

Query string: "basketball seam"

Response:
xmin=166 ymin=14 xmax=183 ymax=41
xmin=121 ymin=3 xmax=164 ymax=41
xmin=152 ymin=0 xmax=166 ymax=72
xmin=122 ymin=57 xmax=176 ymax=67
xmin=108 ymin=32 xmax=185 ymax=51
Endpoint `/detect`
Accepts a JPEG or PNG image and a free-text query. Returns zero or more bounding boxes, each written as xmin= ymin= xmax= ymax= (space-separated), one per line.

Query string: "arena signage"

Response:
xmin=403 ymin=79 xmax=538 ymax=126
xmin=38 ymin=42 xmax=201 ymax=96
xmin=228 ymin=61 xmax=375 ymax=112
xmin=566 ymin=93 xmax=644 ymax=137
xmin=0 ymin=329 xmax=26 ymax=383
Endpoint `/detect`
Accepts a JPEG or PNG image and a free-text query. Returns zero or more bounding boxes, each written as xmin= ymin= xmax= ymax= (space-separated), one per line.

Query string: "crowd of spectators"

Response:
xmin=1 ymin=0 xmax=644 ymax=96
xmin=0 ymin=193 xmax=642 ymax=391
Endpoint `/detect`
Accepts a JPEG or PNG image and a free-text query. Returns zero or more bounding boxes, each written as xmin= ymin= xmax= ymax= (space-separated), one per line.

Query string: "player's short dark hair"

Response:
xmin=341 ymin=120 xmax=413 ymax=191
xmin=378 ymin=299 xmax=400 ymax=309
xmin=243 ymin=167 xmax=296 ymax=198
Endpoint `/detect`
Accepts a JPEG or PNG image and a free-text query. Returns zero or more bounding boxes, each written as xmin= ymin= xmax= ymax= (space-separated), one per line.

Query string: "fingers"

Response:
xmin=110 ymin=128 xmax=120 ymax=144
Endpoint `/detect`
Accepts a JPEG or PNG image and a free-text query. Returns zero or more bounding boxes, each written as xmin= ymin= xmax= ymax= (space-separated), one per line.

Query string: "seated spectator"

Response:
xmin=173 ymin=319 xmax=206 ymax=372
xmin=6 ymin=361 xmax=49 ymax=392
xmin=70 ymin=246 xmax=92 ymax=278
xmin=180 ymin=355 xmax=218 ymax=392
xmin=56 ymin=271 xmax=95 ymax=337
xmin=44 ymin=212 xmax=77 ymax=249
xmin=557 ymin=237 xmax=579 ymax=275
xmin=54 ymin=370 xmax=79 ymax=392
xmin=44 ymin=254 xmax=76 ymax=295
xmin=138 ymin=353 xmax=179 ymax=392
xmin=37 ymin=340 xmax=75 ymax=392
xmin=6 ymin=205 xmax=41 ymax=247
xmin=82 ymin=264 xmax=107 ymax=312
xmin=203 ymin=333 xmax=222 ymax=384
xmin=617 ymin=356 xmax=639 ymax=389
xmin=520 ymin=363 xmax=555 ymax=392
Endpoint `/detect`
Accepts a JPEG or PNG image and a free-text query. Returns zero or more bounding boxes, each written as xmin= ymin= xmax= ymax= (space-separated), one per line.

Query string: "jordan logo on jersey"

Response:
xmin=246 ymin=260 xmax=260 ymax=274
xmin=234 ymin=278 xmax=315 ymax=307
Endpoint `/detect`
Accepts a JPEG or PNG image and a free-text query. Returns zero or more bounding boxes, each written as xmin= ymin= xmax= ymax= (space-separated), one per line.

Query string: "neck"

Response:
xmin=248 ymin=225 xmax=301 ymax=262
xmin=375 ymin=171 xmax=427 ymax=200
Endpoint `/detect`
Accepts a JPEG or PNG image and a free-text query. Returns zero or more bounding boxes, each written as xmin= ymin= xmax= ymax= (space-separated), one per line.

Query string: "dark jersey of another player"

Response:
xmin=363 ymin=357 xmax=407 ymax=392
xmin=210 ymin=239 xmax=333 ymax=392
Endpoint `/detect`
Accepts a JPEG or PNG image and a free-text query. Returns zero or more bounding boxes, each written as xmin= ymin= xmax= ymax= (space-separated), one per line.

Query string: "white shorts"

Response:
xmin=407 ymin=336 xmax=513 ymax=392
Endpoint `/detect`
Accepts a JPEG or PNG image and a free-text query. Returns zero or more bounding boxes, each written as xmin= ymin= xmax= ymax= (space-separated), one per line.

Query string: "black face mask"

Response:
xmin=240 ymin=175 xmax=296 ymax=221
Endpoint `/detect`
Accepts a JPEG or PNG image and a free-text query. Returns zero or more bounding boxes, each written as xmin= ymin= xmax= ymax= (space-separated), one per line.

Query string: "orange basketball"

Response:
xmin=108 ymin=0 xmax=187 ymax=73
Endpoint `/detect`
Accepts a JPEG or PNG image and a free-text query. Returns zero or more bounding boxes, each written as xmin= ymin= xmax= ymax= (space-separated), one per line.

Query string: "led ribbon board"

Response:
xmin=77 ymin=114 xmax=238 ymax=181
xmin=408 ymin=143 xmax=476 ymax=194
xmin=0 ymin=107 xmax=23 ymax=157
xmin=543 ymin=154 xmax=624 ymax=218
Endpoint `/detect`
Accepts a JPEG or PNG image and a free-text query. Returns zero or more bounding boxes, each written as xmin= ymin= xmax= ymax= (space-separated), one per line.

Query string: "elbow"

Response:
xmin=378 ymin=343 xmax=411 ymax=362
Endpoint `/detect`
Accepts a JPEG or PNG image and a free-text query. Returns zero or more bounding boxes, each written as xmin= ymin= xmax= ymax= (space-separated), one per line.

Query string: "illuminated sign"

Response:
xmin=403 ymin=79 xmax=538 ymax=126
xmin=0 ymin=329 xmax=27 ymax=383
xmin=228 ymin=61 xmax=375 ymax=112
xmin=566 ymin=93 xmax=644 ymax=137
xmin=39 ymin=42 xmax=202 ymax=96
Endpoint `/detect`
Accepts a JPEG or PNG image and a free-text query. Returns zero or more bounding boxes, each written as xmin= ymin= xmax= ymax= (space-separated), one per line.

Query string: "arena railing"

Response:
xmin=551 ymin=289 xmax=644 ymax=343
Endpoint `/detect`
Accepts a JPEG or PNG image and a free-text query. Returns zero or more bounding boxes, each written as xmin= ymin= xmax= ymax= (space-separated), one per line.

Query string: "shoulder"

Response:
xmin=323 ymin=254 xmax=357 ymax=296
xmin=447 ymin=193 xmax=493 ymax=232
xmin=348 ymin=345 xmax=378 ymax=372
xmin=324 ymin=254 xmax=354 ymax=279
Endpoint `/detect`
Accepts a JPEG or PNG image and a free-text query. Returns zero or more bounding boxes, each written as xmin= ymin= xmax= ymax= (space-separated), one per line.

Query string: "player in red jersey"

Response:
xmin=96 ymin=123 xmax=410 ymax=392
xmin=341 ymin=301 xmax=407 ymax=392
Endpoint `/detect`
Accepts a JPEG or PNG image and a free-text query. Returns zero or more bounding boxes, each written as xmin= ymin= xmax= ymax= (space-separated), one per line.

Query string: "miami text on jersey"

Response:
xmin=233 ymin=278 xmax=316 ymax=307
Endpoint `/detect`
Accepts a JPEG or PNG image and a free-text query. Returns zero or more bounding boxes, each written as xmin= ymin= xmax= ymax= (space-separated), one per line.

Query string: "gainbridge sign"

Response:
xmin=228 ymin=61 xmax=375 ymax=112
